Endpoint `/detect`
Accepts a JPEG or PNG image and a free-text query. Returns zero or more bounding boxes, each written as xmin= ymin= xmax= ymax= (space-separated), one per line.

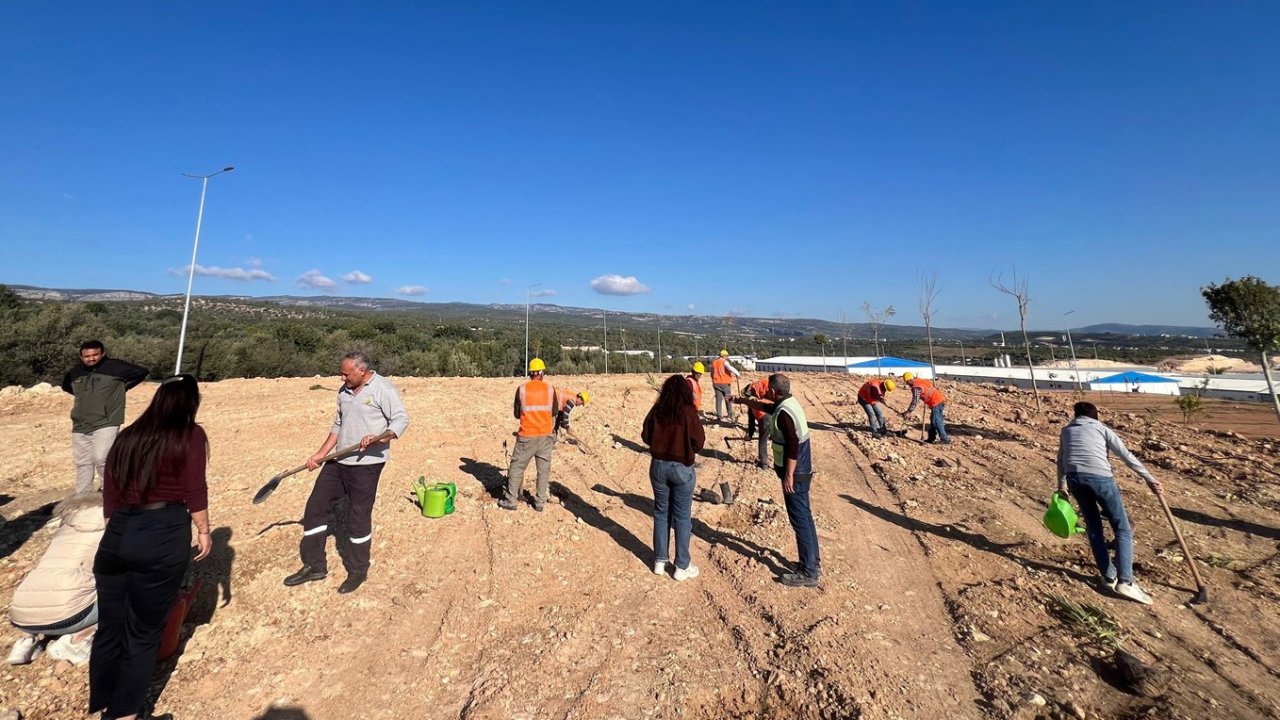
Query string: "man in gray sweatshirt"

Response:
xmin=1057 ymin=401 xmax=1163 ymax=605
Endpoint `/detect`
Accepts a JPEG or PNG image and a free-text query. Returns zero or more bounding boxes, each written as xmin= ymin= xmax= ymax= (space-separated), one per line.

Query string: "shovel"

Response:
xmin=253 ymin=430 xmax=396 ymax=504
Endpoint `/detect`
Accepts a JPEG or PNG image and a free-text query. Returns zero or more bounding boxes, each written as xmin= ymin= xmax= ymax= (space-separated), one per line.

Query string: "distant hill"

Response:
xmin=1075 ymin=323 xmax=1218 ymax=339
xmin=4 ymin=284 xmax=1217 ymax=341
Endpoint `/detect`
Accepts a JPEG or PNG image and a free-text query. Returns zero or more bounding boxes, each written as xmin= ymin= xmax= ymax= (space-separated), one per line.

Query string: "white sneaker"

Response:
xmin=7 ymin=636 xmax=38 ymax=665
xmin=1100 ymin=575 xmax=1118 ymax=592
xmin=46 ymin=634 xmax=92 ymax=665
xmin=652 ymin=560 xmax=668 ymax=576
xmin=1114 ymin=582 xmax=1153 ymax=606
xmin=673 ymin=564 xmax=700 ymax=582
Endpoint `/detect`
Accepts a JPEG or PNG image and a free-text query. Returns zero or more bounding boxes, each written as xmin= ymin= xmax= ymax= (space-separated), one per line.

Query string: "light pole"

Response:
xmin=602 ymin=310 xmax=608 ymax=374
xmin=525 ymin=283 xmax=542 ymax=373
xmin=656 ymin=317 xmax=662 ymax=373
xmin=175 ymin=166 xmax=234 ymax=375
xmin=1065 ymin=310 xmax=1082 ymax=391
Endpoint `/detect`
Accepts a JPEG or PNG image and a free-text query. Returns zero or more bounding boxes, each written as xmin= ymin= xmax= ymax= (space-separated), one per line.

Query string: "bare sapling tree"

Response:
xmin=862 ymin=301 xmax=896 ymax=376
xmin=917 ymin=271 xmax=940 ymax=377
xmin=838 ymin=310 xmax=850 ymax=363
xmin=1202 ymin=275 xmax=1280 ymax=426
xmin=991 ymin=269 xmax=1043 ymax=413
xmin=815 ymin=333 xmax=829 ymax=372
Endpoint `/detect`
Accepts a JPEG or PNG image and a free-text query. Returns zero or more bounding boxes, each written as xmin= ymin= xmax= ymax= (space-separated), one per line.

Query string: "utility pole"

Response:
xmin=621 ymin=327 xmax=629 ymax=373
xmin=603 ymin=310 xmax=608 ymax=374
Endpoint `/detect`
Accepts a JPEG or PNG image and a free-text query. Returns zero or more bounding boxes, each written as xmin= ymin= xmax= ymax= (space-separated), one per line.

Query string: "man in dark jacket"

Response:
xmin=60 ymin=340 xmax=148 ymax=494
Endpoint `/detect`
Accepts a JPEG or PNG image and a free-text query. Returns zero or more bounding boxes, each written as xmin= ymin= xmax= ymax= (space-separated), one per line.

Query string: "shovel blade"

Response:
xmin=252 ymin=475 xmax=285 ymax=505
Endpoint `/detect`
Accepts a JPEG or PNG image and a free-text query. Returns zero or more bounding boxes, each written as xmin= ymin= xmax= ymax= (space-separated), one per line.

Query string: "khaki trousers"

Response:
xmin=505 ymin=435 xmax=555 ymax=504
xmin=72 ymin=426 xmax=119 ymax=494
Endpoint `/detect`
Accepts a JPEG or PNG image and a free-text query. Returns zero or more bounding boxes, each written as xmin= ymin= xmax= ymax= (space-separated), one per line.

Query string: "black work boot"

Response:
xmin=283 ymin=565 xmax=328 ymax=587
xmin=338 ymin=573 xmax=366 ymax=594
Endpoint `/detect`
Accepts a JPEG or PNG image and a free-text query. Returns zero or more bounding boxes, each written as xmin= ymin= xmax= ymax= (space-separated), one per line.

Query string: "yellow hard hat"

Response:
xmin=719 ymin=350 xmax=729 ymax=357
xmin=692 ymin=362 xmax=706 ymax=374
xmin=902 ymin=372 xmax=915 ymax=382
xmin=884 ymin=379 xmax=897 ymax=392
xmin=578 ymin=391 xmax=590 ymax=405
xmin=528 ymin=358 xmax=546 ymax=372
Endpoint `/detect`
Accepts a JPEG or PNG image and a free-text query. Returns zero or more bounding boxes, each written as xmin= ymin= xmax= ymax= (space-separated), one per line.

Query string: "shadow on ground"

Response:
xmin=254 ymin=708 xmax=313 ymax=720
xmin=551 ymin=481 xmax=651 ymax=567
xmin=459 ymin=457 xmax=506 ymax=500
xmin=841 ymin=494 xmax=1093 ymax=583
xmin=1172 ymin=507 xmax=1279 ymax=541
xmin=0 ymin=501 xmax=56 ymax=561
xmin=591 ymin=483 xmax=792 ymax=576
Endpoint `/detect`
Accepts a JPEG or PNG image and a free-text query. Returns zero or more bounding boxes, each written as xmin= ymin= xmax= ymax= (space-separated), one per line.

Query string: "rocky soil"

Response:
xmin=1 ymin=374 xmax=1277 ymax=719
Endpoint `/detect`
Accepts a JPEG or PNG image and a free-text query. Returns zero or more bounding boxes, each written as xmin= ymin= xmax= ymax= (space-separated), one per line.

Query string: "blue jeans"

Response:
xmin=1065 ymin=473 xmax=1133 ymax=583
xmin=928 ymin=403 xmax=949 ymax=443
xmin=859 ymin=400 xmax=885 ymax=433
xmin=650 ymin=459 xmax=696 ymax=570
xmin=776 ymin=468 xmax=821 ymax=578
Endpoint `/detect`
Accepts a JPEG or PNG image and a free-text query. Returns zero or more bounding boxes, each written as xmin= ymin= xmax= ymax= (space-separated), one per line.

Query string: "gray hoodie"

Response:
xmin=1057 ymin=416 xmax=1155 ymax=484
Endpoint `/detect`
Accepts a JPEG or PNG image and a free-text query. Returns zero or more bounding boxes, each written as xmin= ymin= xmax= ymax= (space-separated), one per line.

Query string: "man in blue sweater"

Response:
xmin=1057 ymin=401 xmax=1163 ymax=605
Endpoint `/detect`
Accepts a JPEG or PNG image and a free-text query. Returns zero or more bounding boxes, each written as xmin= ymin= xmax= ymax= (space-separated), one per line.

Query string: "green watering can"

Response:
xmin=413 ymin=477 xmax=456 ymax=518
xmin=1042 ymin=492 xmax=1086 ymax=539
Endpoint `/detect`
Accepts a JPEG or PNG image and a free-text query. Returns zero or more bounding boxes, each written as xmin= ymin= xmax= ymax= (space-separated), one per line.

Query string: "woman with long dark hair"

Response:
xmin=641 ymin=374 xmax=705 ymax=580
xmin=90 ymin=374 xmax=211 ymax=720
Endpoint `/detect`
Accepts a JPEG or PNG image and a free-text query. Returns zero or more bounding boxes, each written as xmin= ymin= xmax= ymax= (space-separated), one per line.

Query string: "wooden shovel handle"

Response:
xmin=1155 ymin=489 xmax=1207 ymax=593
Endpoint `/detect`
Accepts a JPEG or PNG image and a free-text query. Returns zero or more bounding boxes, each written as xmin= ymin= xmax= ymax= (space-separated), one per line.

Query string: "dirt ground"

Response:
xmin=1 ymin=374 xmax=1278 ymax=719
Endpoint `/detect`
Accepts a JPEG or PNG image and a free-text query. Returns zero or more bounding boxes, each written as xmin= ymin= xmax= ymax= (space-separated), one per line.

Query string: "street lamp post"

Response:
xmin=603 ymin=310 xmax=608 ymax=374
xmin=1065 ymin=310 xmax=1082 ymax=392
xmin=525 ymin=283 xmax=542 ymax=373
xmin=175 ymin=166 xmax=234 ymax=375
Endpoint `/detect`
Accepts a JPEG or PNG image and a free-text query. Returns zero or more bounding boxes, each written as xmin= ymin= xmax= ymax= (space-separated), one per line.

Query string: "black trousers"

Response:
xmin=90 ymin=505 xmax=190 ymax=719
xmin=300 ymin=461 xmax=384 ymax=576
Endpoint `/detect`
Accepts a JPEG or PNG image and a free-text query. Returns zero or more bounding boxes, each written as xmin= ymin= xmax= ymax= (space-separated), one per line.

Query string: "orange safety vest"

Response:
xmin=711 ymin=357 xmax=734 ymax=385
xmin=687 ymin=374 xmax=702 ymax=411
xmin=748 ymin=377 xmax=770 ymax=420
xmin=517 ymin=380 xmax=558 ymax=438
xmin=858 ymin=379 xmax=887 ymax=405
xmin=912 ymin=379 xmax=947 ymax=407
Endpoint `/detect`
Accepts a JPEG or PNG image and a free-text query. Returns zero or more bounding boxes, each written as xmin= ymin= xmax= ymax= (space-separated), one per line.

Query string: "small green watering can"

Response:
xmin=1042 ymin=492 xmax=1086 ymax=539
xmin=413 ymin=477 xmax=456 ymax=518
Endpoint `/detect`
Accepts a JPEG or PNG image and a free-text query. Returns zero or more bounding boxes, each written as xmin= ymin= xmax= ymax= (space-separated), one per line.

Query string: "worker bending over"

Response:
xmin=902 ymin=372 xmax=950 ymax=445
xmin=857 ymin=377 xmax=896 ymax=438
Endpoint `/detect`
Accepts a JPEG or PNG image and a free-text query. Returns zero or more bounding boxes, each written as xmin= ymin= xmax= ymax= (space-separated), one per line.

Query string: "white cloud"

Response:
xmin=396 ymin=285 xmax=428 ymax=296
xmin=246 ymin=256 xmax=262 ymax=267
xmin=499 ymin=278 xmax=512 ymax=286
xmin=343 ymin=270 xmax=373 ymax=284
xmin=297 ymin=269 xmax=338 ymax=291
xmin=529 ymin=288 xmax=557 ymax=298
xmin=688 ymin=304 xmax=696 ymax=310
xmin=590 ymin=274 xmax=651 ymax=296
xmin=168 ymin=264 xmax=275 ymax=282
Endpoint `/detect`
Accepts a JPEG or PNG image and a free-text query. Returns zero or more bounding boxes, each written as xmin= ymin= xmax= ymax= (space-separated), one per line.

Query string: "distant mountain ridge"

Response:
xmin=4 ymin=284 xmax=1218 ymax=340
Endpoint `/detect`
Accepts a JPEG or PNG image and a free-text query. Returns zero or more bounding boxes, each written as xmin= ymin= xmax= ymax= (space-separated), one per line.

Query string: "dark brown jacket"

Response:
xmin=641 ymin=404 xmax=705 ymax=466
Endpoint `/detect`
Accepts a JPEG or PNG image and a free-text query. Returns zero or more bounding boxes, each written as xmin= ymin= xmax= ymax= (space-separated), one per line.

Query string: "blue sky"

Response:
xmin=1 ymin=2 xmax=1276 ymax=330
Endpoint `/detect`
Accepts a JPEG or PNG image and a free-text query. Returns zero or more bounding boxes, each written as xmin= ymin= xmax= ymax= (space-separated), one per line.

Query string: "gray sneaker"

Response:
xmin=1100 ymin=575 xmax=1118 ymax=592
xmin=1114 ymin=582 xmax=1153 ymax=605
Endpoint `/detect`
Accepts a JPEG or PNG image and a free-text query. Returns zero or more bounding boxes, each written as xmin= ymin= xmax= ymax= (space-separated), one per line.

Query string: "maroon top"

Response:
xmin=103 ymin=425 xmax=209 ymax=518
xmin=641 ymin=404 xmax=706 ymax=466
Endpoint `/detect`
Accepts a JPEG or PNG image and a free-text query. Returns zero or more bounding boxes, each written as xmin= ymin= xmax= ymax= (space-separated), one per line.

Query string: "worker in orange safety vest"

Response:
xmin=710 ymin=351 xmax=742 ymax=424
xmin=857 ymin=377 xmax=897 ymax=438
xmin=743 ymin=376 xmax=772 ymax=468
xmin=901 ymin=372 xmax=950 ymax=444
xmin=686 ymin=362 xmax=705 ymax=417
xmin=500 ymin=358 xmax=587 ymax=512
